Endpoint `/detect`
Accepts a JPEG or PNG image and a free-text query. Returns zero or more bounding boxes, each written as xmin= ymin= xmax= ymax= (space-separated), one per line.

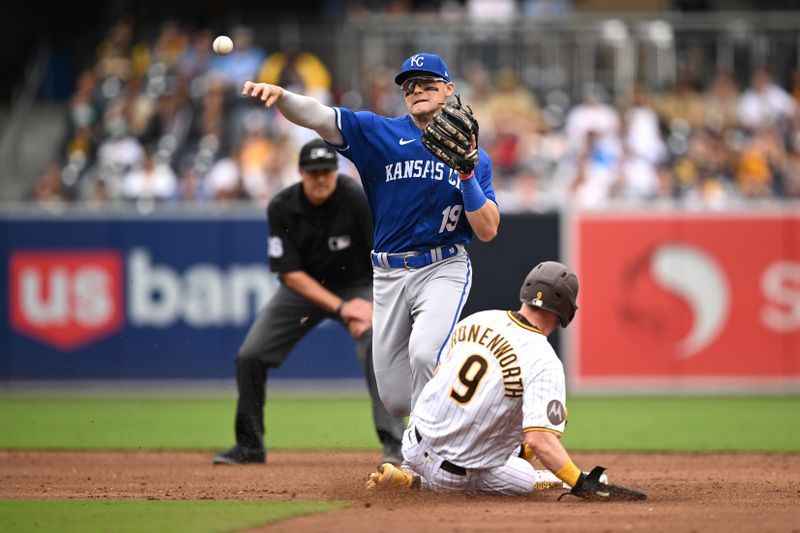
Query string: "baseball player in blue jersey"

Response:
xmin=242 ymin=53 xmax=499 ymax=417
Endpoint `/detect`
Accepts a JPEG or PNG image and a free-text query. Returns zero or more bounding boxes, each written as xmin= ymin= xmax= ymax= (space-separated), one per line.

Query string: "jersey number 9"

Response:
xmin=450 ymin=354 xmax=488 ymax=404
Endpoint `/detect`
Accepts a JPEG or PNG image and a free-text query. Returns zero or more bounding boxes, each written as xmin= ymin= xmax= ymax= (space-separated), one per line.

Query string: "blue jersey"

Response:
xmin=331 ymin=107 xmax=496 ymax=254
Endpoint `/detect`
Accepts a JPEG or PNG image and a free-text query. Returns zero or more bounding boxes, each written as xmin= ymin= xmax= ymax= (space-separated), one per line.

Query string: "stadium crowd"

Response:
xmin=32 ymin=17 xmax=800 ymax=211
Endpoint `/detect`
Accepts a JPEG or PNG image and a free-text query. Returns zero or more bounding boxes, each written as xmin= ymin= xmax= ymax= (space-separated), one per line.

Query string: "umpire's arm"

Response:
xmin=280 ymin=270 xmax=345 ymax=315
xmin=280 ymin=271 xmax=373 ymax=337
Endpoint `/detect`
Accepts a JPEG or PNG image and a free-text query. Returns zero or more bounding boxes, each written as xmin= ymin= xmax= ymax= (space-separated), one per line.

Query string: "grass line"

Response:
xmin=0 ymin=395 xmax=798 ymax=452
xmin=0 ymin=499 xmax=348 ymax=533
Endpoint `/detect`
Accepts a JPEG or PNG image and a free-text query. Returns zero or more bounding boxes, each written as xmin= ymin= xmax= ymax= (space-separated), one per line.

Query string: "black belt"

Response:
xmin=415 ymin=427 xmax=466 ymax=476
xmin=371 ymin=245 xmax=460 ymax=270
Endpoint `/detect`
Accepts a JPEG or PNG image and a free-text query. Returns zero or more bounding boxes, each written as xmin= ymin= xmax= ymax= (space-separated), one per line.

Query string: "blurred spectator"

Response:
xmin=361 ymin=65 xmax=405 ymax=118
xmin=622 ymin=84 xmax=666 ymax=165
xmin=258 ymin=48 xmax=333 ymax=102
xmin=467 ymin=0 xmax=517 ymax=22
xmin=564 ymin=83 xmax=620 ymax=154
xmin=738 ymin=68 xmax=796 ymax=132
xmin=735 ymin=127 xmax=787 ymax=198
xmin=121 ymin=147 xmax=179 ymax=201
xmin=95 ymin=18 xmax=137 ymax=81
xmin=494 ymin=164 xmax=557 ymax=212
xmin=31 ymin=164 xmax=69 ymax=202
xmin=614 ymin=146 xmax=663 ymax=202
xmin=785 ymin=131 xmax=800 ymax=198
xmin=567 ymin=130 xmax=620 ymax=208
xmin=40 ymin=17 xmax=800 ymax=211
xmin=521 ymin=0 xmax=572 ymax=15
xmin=204 ymin=145 xmax=245 ymax=201
xmin=238 ymin=111 xmax=276 ymax=204
xmin=704 ymin=71 xmax=740 ymax=132
xmin=152 ymin=21 xmax=189 ymax=69
xmin=460 ymin=62 xmax=497 ymax=145
xmin=652 ymin=72 xmax=705 ymax=128
xmin=486 ymin=69 xmax=544 ymax=176
xmin=93 ymin=100 xmax=146 ymax=198
xmin=140 ymin=81 xmax=195 ymax=167
xmin=488 ymin=69 xmax=542 ymax=129
xmin=177 ymin=29 xmax=215 ymax=80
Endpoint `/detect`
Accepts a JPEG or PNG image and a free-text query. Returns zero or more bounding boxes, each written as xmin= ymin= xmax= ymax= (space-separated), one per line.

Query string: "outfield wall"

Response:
xmin=0 ymin=208 xmax=560 ymax=381
xmin=569 ymin=209 xmax=800 ymax=392
xmin=3 ymin=206 xmax=798 ymax=392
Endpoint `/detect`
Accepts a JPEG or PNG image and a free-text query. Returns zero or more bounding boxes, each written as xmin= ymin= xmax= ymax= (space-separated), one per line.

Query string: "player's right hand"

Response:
xmin=242 ymin=81 xmax=284 ymax=108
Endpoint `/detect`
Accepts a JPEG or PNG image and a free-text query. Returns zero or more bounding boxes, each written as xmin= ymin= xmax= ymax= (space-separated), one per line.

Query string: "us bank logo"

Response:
xmin=10 ymin=251 xmax=125 ymax=351
xmin=619 ymin=243 xmax=730 ymax=358
xmin=9 ymin=248 xmax=277 ymax=352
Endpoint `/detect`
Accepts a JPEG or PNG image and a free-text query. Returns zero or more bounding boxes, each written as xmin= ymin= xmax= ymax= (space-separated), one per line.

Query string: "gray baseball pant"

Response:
xmin=234 ymin=283 xmax=405 ymax=454
xmin=372 ymin=247 xmax=473 ymax=417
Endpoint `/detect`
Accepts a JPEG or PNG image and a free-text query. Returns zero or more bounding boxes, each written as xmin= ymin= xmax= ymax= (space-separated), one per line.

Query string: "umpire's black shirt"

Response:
xmin=267 ymin=175 xmax=373 ymax=289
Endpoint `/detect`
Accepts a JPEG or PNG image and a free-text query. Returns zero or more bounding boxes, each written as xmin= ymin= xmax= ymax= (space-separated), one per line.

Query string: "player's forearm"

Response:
xmin=465 ymin=200 xmax=499 ymax=242
xmin=276 ymin=90 xmax=343 ymax=145
xmin=280 ymin=271 xmax=343 ymax=314
xmin=525 ymin=430 xmax=582 ymax=487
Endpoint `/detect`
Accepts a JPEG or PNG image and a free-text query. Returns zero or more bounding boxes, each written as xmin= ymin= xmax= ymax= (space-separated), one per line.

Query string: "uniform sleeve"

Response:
xmin=521 ymin=358 xmax=567 ymax=436
xmin=352 ymin=181 xmax=374 ymax=255
xmin=475 ymin=149 xmax=497 ymax=205
xmin=266 ymin=201 xmax=303 ymax=274
xmin=329 ymin=107 xmax=376 ymax=173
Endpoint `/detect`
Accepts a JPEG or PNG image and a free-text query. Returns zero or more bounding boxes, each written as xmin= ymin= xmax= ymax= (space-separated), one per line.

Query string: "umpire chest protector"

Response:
xmin=267 ymin=176 xmax=373 ymax=288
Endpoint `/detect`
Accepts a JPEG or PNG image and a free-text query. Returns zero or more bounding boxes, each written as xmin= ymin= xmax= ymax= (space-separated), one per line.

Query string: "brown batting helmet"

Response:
xmin=519 ymin=261 xmax=579 ymax=328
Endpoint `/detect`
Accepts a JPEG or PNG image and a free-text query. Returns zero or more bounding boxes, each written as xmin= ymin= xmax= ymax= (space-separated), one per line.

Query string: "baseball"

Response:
xmin=212 ymin=35 xmax=234 ymax=55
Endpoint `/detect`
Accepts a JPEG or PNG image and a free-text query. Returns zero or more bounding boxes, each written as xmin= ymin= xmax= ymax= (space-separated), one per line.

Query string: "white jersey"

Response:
xmin=411 ymin=310 xmax=568 ymax=469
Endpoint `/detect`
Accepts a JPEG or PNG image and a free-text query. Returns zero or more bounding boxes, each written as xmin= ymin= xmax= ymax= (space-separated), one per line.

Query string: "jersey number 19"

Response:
xmin=439 ymin=204 xmax=463 ymax=233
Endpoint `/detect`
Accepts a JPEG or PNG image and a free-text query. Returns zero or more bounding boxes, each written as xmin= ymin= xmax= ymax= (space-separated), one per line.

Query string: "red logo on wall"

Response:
xmin=573 ymin=213 xmax=800 ymax=385
xmin=9 ymin=251 xmax=124 ymax=351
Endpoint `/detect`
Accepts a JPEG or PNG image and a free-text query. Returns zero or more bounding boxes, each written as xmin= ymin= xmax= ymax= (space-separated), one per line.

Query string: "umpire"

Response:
xmin=213 ymin=138 xmax=405 ymax=465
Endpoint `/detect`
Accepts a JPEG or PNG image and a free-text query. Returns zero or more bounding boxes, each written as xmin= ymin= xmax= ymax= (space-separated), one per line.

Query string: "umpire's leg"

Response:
xmin=234 ymin=285 xmax=326 ymax=452
xmin=338 ymin=284 xmax=406 ymax=461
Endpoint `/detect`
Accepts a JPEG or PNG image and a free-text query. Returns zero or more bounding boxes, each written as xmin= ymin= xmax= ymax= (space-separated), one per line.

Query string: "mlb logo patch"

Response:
xmin=328 ymin=236 xmax=352 ymax=251
xmin=9 ymin=251 xmax=125 ymax=351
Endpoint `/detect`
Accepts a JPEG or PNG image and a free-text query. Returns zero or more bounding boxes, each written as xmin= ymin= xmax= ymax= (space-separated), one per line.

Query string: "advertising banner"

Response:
xmin=572 ymin=211 xmax=800 ymax=389
xmin=0 ymin=213 xmax=361 ymax=380
xmin=1 ymin=211 xmax=561 ymax=381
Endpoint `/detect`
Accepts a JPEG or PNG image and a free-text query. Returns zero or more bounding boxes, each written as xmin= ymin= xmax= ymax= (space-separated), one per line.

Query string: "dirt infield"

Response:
xmin=2 ymin=451 xmax=799 ymax=532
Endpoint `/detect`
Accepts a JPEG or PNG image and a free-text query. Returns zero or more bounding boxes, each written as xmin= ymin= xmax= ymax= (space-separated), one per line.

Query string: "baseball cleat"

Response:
xmin=212 ymin=445 xmax=266 ymax=465
xmin=365 ymin=462 xmax=416 ymax=490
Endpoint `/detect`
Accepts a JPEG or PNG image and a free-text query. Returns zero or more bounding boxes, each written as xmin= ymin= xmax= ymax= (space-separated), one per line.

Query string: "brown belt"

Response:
xmin=415 ymin=426 xmax=467 ymax=476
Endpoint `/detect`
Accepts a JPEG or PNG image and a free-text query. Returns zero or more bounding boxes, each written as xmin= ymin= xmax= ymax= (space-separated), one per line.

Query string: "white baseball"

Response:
xmin=212 ymin=35 xmax=234 ymax=55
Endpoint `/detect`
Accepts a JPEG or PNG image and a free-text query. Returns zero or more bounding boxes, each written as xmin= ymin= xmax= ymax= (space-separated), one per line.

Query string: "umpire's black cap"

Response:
xmin=299 ymin=139 xmax=338 ymax=171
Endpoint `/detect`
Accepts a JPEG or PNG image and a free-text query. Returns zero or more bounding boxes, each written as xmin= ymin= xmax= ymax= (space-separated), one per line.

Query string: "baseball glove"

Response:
xmin=421 ymin=95 xmax=480 ymax=175
xmin=558 ymin=466 xmax=647 ymax=502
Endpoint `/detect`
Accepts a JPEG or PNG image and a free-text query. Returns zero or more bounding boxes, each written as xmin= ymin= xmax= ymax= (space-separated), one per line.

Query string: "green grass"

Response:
xmin=0 ymin=396 xmax=381 ymax=450
xmin=0 ymin=499 xmax=346 ymax=533
xmin=1 ymin=395 xmax=799 ymax=452
xmin=562 ymin=396 xmax=800 ymax=452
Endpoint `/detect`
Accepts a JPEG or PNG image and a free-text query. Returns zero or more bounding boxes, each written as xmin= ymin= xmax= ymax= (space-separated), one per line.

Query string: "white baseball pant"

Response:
xmin=401 ymin=424 xmax=537 ymax=495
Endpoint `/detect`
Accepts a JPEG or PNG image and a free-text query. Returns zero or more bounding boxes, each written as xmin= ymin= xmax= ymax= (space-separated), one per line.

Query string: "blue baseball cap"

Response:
xmin=395 ymin=53 xmax=451 ymax=86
